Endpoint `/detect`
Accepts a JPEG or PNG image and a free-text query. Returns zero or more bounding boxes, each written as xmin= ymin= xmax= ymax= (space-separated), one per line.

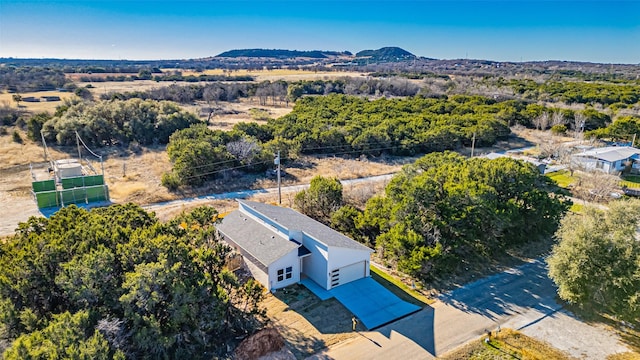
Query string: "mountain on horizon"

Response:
xmin=355 ymin=47 xmax=416 ymax=62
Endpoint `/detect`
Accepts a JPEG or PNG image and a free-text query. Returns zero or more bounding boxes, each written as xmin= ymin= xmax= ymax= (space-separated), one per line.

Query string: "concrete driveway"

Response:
xmin=309 ymin=259 xmax=630 ymax=360
xmin=301 ymin=277 xmax=421 ymax=329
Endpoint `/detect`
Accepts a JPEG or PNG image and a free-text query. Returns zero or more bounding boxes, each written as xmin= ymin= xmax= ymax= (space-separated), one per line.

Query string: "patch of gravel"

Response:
xmin=518 ymin=308 xmax=630 ymax=359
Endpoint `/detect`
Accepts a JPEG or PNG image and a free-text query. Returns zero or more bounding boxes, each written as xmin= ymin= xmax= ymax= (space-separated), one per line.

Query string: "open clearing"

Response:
xmin=0 ymin=90 xmax=75 ymax=113
xmin=175 ymin=68 xmax=367 ymax=82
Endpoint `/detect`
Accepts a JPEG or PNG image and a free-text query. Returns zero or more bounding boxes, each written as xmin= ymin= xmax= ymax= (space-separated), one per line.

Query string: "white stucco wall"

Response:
xmin=289 ymin=229 xmax=303 ymax=242
xmin=267 ymin=248 xmax=300 ymax=291
xmin=301 ymin=235 xmax=329 ymax=289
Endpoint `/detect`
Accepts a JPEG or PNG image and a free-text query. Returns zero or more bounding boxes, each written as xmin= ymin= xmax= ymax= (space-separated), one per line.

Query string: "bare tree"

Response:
xmin=575 ymin=170 xmax=620 ymax=202
xmin=226 ymin=138 xmax=259 ymax=162
xmin=203 ymin=86 xmax=224 ymax=123
xmin=551 ymin=111 xmax=566 ymax=127
xmin=573 ymin=112 xmax=587 ymax=139
xmin=533 ymin=111 xmax=551 ymax=130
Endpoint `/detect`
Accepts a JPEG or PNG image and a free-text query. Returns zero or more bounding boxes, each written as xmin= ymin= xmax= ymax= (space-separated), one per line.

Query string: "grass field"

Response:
xmin=621 ymin=175 xmax=640 ymax=188
xmin=546 ymin=170 xmax=577 ymax=188
xmin=177 ymin=68 xmax=367 ymax=82
xmin=569 ymin=202 xmax=584 ymax=213
xmin=441 ymin=328 xmax=572 ymax=360
xmin=370 ymin=265 xmax=432 ymax=307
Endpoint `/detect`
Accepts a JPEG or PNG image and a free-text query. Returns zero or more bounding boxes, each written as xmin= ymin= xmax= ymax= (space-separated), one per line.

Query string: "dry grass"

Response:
xmin=176 ymin=68 xmax=367 ymax=82
xmin=0 ymin=91 xmax=74 ymax=114
xmin=441 ymin=328 xmax=572 ymax=360
xmin=102 ymin=147 xmax=175 ymax=204
xmin=205 ymin=98 xmax=293 ymax=131
xmin=0 ymin=128 xmax=72 ymax=169
xmin=263 ymin=284 xmax=359 ymax=359
xmin=84 ymin=80 xmax=182 ymax=95
xmin=609 ymin=352 xmax=640 ymax=360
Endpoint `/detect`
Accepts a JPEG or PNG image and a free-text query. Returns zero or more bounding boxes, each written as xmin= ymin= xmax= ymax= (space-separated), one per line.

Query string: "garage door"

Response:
xmin=330 ymin=261 xmax=366 ymax=288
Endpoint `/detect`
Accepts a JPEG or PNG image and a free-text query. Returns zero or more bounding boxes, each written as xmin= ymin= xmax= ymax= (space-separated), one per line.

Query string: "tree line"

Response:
xmin=501 ymin=79 xmax=640 ymax=107
xmin=0 ymin=204 xmax=265 ymax=358
xmin=163 ymin=93 xmax=607 ymax=189
xmin=585 ymin=115 xmax=640 ymax=142
xmin=0 ymin=66 xmax=67 ymax=93
xmin=295 ymin=153 xmax=569 ymax=281
xmin=27 ymin=98 xmax=201 ymax=147
xmin=100 ymin=77 xmax=422 ymax=106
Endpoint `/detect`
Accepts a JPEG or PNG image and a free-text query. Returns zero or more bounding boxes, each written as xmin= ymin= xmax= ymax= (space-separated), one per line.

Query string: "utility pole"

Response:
xmin=632 ymin=133 xmax=637 ymax=148
xmin=470 ymin=132 xmax=476 ymax=157
xmin=75 ymin=131 xmax=82 ymax=161
xmin=275 ymin=151 xmax=281 ymax=204
xmin=40 ymin=130 xmax=48 ymax=162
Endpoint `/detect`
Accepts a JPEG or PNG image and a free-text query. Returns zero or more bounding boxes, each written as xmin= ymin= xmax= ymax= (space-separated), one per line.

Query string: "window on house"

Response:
xmin=277 ymin=267 xmax=293 ymax=282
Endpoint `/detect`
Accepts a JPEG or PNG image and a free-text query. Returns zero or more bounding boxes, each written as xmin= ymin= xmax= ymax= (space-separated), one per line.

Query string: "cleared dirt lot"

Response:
xmin=263 ymin=284 xmax=360 ymax=359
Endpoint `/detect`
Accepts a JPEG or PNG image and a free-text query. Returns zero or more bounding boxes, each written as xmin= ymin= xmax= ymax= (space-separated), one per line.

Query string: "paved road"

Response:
xmin=309 ymin=259 xmax=629 ymax=360
xmin=142 ymin=173 xmax=395 ymax=213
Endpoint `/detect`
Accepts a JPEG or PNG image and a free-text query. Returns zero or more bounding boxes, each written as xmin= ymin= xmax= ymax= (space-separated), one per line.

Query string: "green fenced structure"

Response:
xmin=32 ymin=175 xmax=109 ymax=210
xmin=61 ymin=175 xmax=104 ymax=189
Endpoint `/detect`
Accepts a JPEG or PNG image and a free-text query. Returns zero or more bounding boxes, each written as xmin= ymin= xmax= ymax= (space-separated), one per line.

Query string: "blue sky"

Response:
xmin=1 ymin=0 xmax=638 ymax=63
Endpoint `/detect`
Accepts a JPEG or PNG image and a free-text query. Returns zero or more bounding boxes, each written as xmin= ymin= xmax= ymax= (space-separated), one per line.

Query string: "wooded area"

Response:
xmin=0 ymin=204 xmax=265 ymax=358
xmin=295 ymin=153 xmax=570 ymax=281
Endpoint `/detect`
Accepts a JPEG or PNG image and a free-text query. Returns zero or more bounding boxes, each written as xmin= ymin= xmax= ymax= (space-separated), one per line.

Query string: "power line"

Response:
xmin=181 ymin=160 xmax=273 ymax=181
xmin=180 ymin=142 xmax=417 ymax=181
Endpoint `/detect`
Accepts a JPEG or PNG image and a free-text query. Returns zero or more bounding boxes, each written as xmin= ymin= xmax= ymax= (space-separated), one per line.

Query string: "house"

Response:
xmin=216 ymin=200 xmax=373 ymax=291
xmin=572 ymin=146 xmax=640 ymax=174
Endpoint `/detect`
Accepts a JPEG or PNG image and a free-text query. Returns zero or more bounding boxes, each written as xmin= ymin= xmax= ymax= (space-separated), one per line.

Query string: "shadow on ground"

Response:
xmin=438 ymin=259 xmax=560 ymax=321
xmin=378 ymin=306 xmax=436 ymax=356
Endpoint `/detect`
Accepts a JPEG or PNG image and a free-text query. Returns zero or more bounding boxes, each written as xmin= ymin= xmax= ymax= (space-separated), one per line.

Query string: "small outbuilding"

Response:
xmin=217 ymin=200 xmax=373 ymax=291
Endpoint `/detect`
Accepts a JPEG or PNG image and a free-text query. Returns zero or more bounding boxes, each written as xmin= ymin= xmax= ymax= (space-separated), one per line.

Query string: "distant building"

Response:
xmin=572 ymin=146 xmax=640 ymax=174
xmin=41 ymin=96 xmax=61 ymax=102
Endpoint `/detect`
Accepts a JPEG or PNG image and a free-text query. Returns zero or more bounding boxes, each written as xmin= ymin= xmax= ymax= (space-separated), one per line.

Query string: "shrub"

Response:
xmin=551 ymin=124 xmax=567 ymax=135
xmin=161 ymin=172 xmax=180 ymax=191
xmin=12 ymin=130 xmax=22 ymax=143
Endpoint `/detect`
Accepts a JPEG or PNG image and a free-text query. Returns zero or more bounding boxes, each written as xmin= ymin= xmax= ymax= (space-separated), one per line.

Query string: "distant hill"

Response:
xmin=355 ymin=47 xmax=416 ymax=61
xmin=216 ymin=49 xmax=352 ymax=59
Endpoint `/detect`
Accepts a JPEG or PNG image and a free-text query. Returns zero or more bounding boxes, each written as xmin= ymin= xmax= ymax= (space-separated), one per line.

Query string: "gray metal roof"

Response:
xmin=217 ymin=209 xmax=299 ymax=267
xmin=238 ymin=200 xmax=373 ymax=252
xmin=575 ymin=146 xmax=640 ymax=163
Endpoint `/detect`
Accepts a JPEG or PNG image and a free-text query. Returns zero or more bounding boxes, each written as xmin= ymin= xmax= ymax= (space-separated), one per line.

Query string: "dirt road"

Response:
xmin=0 ymin=173 xmax=395 ymax=237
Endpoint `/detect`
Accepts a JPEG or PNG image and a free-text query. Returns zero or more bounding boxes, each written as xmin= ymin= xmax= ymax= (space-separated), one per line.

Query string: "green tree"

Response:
xmin=3 ymin=311 xmax=116 ymax=360
xmin=0 ymin=204 xmax=265 ymax=358
xmin=547 ymin=200 xmax=640 ymax=322
xmin=294 ymin=175 xmax=343 ymax=224
xmin=357 ymin=152 xmax=569 ymax=280
xmin=11 ymin=94 xmax=21 ymax=108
